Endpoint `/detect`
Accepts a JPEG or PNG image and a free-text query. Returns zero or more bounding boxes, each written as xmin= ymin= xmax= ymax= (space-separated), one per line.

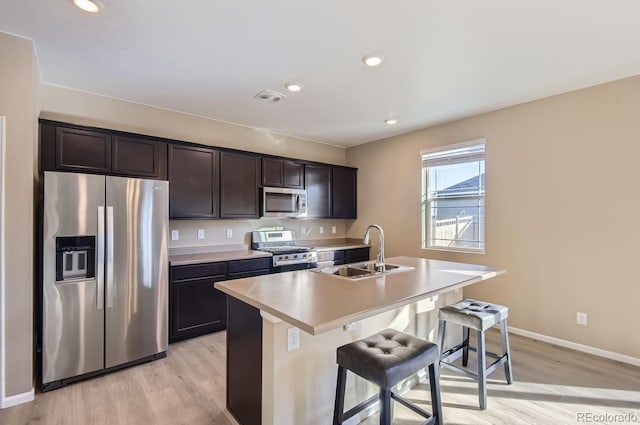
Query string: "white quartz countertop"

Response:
xmin=215 ymin=256 xmax=505 ymax=335
xmin=303 ymin=238 xmax=369 ymax=251
xmin=169 ymin=248 xmax=272 ymax=266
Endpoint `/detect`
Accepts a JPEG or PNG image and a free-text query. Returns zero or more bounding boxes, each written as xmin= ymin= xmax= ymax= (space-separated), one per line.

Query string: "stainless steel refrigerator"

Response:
xmin=41 ymin=171 xmax=168 ymax=390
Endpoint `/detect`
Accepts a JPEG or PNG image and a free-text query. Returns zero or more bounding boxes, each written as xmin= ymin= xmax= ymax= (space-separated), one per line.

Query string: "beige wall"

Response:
xmin=347 ymin=75 xmax=640 ymax=359
xmin=0 ymin=32 xmax=36 ymax=398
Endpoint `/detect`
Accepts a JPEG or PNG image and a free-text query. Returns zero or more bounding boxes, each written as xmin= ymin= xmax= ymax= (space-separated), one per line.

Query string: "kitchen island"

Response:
xmin=215 ymin=256 xmax=505 ymax=425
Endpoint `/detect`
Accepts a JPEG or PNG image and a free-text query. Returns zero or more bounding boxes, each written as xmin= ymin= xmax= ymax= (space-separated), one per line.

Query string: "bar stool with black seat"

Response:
xmin=437 ymin=298 xmax=513 ymax=410
xmin=333 ymin=328 xmax=443 ymax=425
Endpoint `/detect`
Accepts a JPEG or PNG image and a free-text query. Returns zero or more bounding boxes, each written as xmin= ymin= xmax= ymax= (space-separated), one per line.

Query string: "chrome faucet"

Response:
xmin=363 ymin=224 xmax=385 ymax=272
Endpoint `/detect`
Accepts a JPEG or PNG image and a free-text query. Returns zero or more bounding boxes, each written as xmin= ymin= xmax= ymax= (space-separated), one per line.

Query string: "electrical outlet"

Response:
xmin=287 ymin=327 xmax=300 ymax=351
xmin=344 ymin=322 xmax=357 ymax=332
xmin=171 ymin=230 xmax=179 ymax=241
xmin=301 ymin=226 xmax=306 ymax=235
xmin=576 ymin=312 xmax=588 ymax=326
xmin=319 ymin=226 xmax=324 ymax=234
xmin=331 ymin=226 xmax=337 ymax=234
xmin=197 ymin=229 xmax=205 ymax=240
xmin=226 ymin=228 xmax=233 ymax=238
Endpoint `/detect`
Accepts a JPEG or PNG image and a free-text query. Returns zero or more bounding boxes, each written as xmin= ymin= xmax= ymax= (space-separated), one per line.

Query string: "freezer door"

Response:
xmin=105 ymin=176 xmax=168 ymax=368
xmin=42 ymin=171 xmax=106 ymax=384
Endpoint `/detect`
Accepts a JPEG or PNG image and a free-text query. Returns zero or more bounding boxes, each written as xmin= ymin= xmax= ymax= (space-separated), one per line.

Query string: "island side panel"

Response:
xmin=260 ymin=290 xmax=462 ymax=425
xmin=227 ymin=296 xmax=263 ymax=425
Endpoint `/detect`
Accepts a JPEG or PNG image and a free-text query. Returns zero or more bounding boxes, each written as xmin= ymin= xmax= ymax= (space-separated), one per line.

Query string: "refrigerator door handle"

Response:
xmin=96 ymin=206 xmax=105 ymax=310
xmin=106 ymin=206 xmax=115 ymax=309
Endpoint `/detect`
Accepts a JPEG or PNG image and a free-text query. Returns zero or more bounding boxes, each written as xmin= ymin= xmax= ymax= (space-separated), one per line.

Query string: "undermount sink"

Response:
xmin=313 ymin=262 xmax=414 ymax=280
xmin=330 ymin=266 xmax=372 ymax=278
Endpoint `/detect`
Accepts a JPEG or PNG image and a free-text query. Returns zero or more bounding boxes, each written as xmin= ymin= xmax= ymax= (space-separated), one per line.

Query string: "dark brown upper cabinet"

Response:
xmin=112 ymin=135 xmax=167 ymax=179
xmin=331 ymin=166 xmax=357 ymax=219
xmin=220 ymin=151 xmax=261 ymax=218
xmin=305 ymin=164 xmax=332 ymax=218
xmin=283 ymin=160 xmax=305 ymax=189
xmin=169 ymin=144 xmax=219 ymax=219
xmin=53 ymin=126 xmax=112 ymax=174
xmin=40 ymin=120 xmax=359 ymax=221
xmin=262 ymin=158 xmax=304 ymax=189
xmin=39 ymin=121 xmax=167 ymax=179
xmin=262 ymin=158 xmax=283 ymax=187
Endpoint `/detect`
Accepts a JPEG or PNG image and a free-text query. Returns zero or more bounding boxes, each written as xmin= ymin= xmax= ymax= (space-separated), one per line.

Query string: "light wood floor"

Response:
xmin=1 ymin=330 xmax=638 ymax=425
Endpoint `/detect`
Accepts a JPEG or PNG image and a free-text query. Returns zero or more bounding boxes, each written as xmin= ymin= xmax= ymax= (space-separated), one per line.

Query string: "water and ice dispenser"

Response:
xmin=55 ymin=236 xmax=96 ymax=281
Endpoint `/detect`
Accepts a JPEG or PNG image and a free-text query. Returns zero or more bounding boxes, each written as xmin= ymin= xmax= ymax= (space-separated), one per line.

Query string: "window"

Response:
xmin=421 ymin=140 xmax=485 ymax=252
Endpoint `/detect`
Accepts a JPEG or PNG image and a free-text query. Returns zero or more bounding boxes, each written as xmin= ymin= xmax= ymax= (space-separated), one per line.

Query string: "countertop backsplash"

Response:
xmin=168 ymin=218 xmax=351 ymax=248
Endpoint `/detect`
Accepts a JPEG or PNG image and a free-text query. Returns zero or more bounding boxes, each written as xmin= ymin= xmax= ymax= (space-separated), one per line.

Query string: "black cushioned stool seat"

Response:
xmin=437 ymin=298 xmax=513 ymax=410
xmin=333 ymin=329 xmax=443 ymax=425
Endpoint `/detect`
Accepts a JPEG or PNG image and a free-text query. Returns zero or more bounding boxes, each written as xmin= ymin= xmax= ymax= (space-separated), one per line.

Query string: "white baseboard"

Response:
xmin=508 ymin=326 xmax=640 ymax=367
xmin=1 ymin=388 xmax=34 ymax=409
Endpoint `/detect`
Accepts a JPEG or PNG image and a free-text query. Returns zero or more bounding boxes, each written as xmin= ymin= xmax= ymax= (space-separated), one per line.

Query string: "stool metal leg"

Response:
xmin=379 ymin=388 xmax=392 ymax=425
xmin=428 ymin=362 xmax=443 ymax=425
xmin=500 ymin=319 xmax=514 ymax=384
xmin=437 ymin=320 xmax=446 ymax=356
xmin=333 ymin=366 xmax=347 ymax=425
xmin=476 ymin=329 xmax=487 ymax=410
xmin=462 ymin=326 xmax=470 ymax=367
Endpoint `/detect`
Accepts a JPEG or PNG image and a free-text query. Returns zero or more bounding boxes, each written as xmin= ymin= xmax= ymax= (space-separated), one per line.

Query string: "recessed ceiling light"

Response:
xmin=285 ymin=82 xmax=303 ymax=92
xmin=362 ymin=54 xmax=383 ymax=67
xmin=385 ymin=118 xmax=398 ymax=125
xmin=72 ymin=0 xmax=103 ymax=13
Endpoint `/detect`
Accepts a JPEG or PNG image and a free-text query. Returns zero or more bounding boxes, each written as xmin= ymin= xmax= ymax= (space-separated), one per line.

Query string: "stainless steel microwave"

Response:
xmin=262 ymin=187 xmax=307 ymax=217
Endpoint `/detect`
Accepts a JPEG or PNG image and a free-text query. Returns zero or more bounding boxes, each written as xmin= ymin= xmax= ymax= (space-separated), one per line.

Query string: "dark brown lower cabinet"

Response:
xmin=332 ymin=247 xmax=370 ymax=266
xmin=169 ymin=263 xmax=229 ymax=343
xmin=169 ymin=257 xmax=272 ymax=343
xmin=345 ymin=247 xmax=370 ymax=264
xmin=228 ymin=257 xmax=271 ymax=280
xmin=227 ymin=297 xmax=262 ymax=425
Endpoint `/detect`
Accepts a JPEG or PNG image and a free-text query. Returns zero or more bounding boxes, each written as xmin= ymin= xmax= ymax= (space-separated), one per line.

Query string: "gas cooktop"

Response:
xmin=251 ymin=230 xmax=317 ymax=269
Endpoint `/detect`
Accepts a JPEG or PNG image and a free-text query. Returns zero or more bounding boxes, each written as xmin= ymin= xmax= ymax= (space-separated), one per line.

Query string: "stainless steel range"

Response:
xmin=251 ymin=230 xmax=317 ymax=272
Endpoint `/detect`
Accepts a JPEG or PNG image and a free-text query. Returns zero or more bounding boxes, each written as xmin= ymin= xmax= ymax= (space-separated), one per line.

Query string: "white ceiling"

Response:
xmin=2 ymin=1 xmax=640 ymax=147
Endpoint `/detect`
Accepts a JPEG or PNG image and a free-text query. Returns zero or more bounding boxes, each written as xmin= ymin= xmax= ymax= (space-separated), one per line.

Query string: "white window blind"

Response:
xmin=421 ymin=140 xmax=485 ymax=252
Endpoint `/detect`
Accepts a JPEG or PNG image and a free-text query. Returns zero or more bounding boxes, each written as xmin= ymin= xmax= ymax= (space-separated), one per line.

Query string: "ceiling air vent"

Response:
xmin=254 ymin=89 xmax=286 ymax=103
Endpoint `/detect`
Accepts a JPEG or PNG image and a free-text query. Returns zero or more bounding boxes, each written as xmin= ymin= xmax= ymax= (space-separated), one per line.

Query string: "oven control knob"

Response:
xmin=285 ymin=256 xmax=289 ymax=259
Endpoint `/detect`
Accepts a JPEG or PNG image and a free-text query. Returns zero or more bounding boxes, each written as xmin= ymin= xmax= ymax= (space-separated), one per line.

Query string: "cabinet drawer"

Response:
xmin=229 ymin=257 xmax=272 ymax=274
xmin=171 ymin=262 xmax=228 ymax=280
xmin=229 ymin=269 xmax=272 ymax=280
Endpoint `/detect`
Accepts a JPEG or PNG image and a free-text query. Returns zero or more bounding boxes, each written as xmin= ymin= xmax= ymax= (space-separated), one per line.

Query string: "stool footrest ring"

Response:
xmin=442 ymin=344 xmax=505 ymax=362
xmin=441 ymin=354 xmax=508 ymax=379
